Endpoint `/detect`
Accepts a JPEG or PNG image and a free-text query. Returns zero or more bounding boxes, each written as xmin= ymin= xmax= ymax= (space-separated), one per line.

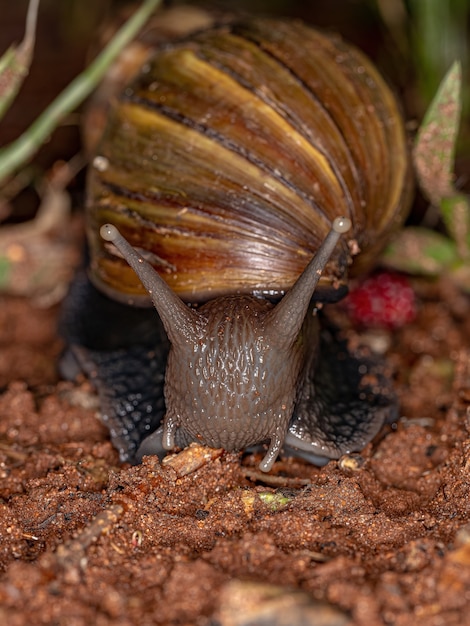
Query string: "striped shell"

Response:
xmin=87 ymin=18 xmax=411 ymax=304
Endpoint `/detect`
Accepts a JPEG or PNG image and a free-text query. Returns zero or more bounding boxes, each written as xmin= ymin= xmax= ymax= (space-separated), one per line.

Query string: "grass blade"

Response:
xmin=0 ymin=0 xmax=162 ymax=185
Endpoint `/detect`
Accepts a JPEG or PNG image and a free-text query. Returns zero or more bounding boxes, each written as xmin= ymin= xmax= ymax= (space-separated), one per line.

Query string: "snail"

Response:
xmin=61 ymin=17 xmax=412 ymax=472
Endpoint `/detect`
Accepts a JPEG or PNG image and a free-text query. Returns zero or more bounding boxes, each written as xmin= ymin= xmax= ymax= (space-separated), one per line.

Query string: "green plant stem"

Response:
xmin=0 ymin=0 xmax=40 ymax=121
xmin=0 ymin=0 xmax=162 ymax=185
xmin=410 ymin=0 xmax=468 ymax=105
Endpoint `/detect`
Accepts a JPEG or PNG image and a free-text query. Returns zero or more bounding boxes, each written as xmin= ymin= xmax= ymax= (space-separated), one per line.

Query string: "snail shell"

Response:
xmin=64 ymin=17 xmax=412 ymax=472
xmin=86 ymin=18 xmax=411 ymax=304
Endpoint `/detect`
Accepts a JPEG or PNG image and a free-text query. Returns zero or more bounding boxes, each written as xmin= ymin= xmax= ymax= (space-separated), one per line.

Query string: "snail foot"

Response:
xmin=284 ymin=327 xmax=397 ymax=464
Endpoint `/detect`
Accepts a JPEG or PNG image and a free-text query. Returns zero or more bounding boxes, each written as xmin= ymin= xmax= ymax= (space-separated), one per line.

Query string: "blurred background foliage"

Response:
xmin=0 ymin=0 xmax=469 ymax=221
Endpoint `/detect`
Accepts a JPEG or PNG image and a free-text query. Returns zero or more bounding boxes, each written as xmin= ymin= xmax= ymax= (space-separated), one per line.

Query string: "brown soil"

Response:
xmin=0 ymin=262 xmax=470 ymax=626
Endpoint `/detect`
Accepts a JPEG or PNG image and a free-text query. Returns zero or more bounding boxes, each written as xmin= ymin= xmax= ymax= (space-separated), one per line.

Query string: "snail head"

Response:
xmin=100 ymin=217 xmax=351 ymax=471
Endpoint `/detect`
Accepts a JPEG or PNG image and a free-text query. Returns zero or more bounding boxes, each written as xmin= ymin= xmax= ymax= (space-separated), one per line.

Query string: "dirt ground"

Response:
xmin=0 ymin=256 xmax=470 ymax=625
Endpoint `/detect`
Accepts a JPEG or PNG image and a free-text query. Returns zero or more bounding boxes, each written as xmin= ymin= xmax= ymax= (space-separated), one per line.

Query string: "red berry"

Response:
xmin=343 ymin=272 xmax=416 ymax=329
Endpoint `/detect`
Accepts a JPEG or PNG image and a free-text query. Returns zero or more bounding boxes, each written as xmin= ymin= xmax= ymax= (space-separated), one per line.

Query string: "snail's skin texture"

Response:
xmin=61 ymin=17 xmax=410 ymax=471
xmin=61 ymin=272 xmax=396 ymax=469
xmin=61 ymin=219 xmax=396 ymax=472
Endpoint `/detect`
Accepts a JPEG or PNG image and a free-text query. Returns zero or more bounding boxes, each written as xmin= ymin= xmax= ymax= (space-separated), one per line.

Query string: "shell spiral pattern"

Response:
xmin=87 ymin=18 xmax=411 ymax=304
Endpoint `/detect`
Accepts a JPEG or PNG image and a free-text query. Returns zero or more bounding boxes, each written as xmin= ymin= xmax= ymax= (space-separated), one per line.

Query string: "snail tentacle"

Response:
xmin=259 ymin=430 xmax=285 ymax=473
xmin=266 ymin=216 xmax=351 ymax=349
xmin=100 ymin=224 xmax=203 ymax=347
xmin=162 ymin=410 xmax=179 ymax=451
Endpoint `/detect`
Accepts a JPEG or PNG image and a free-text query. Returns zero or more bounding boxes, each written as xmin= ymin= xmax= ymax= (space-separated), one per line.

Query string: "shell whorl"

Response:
xmin=88 ymin=18 xmax=411 ymax=304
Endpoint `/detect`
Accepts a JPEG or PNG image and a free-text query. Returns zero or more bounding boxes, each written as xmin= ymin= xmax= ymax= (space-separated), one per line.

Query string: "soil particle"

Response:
xmin=1 ymin=281 xmax=470 ymax=625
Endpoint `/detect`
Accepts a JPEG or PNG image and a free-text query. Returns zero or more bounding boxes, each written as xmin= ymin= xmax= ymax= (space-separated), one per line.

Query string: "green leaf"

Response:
xmin=413 ymin=61 xmax=462 ymax=206
xmin=382 ymin=227 xmax=459 ymax=275
xmin=0 ymin=46 xmax=16 ymax=78
xmin=440 ymin=194 xmax=470 ymax=260
xmin=258 ymin=492 xmax=291 ymax=511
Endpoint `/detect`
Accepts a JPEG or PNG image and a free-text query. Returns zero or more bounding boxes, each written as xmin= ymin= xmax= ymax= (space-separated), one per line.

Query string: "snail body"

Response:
xmin=62 ymin=17 xmax=411 ymax=471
